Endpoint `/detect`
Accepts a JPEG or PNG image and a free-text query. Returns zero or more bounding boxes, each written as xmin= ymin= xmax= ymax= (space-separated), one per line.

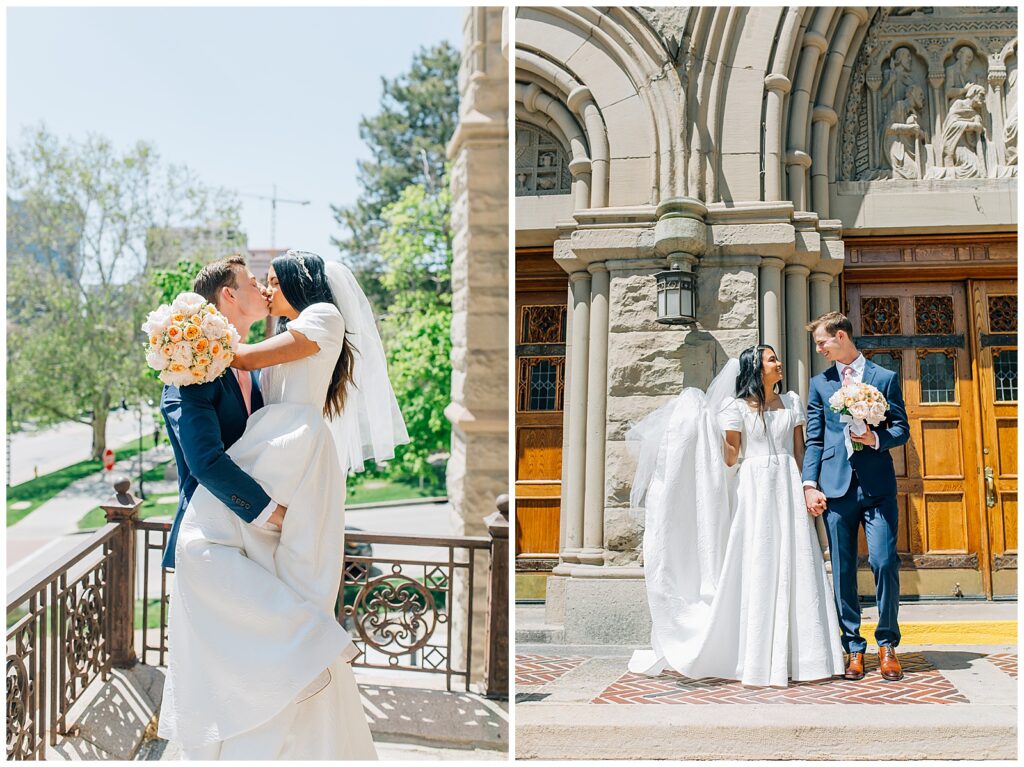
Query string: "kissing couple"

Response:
xmin=630 ymin=311 xmax=909 ymax=687
xmin=156 ymin=251 xmax=408 ymax=759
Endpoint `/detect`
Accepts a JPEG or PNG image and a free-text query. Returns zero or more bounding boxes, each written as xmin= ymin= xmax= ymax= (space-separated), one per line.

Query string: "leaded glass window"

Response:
xmin=993 ymin=349 xmax=1018 ymax=402
xmin=919 ymin=351 xmax=956 ymax=403
xmin=517 ymin=357 xmax=565 ymax=412
xmin=868 ymin=351 xmax=902 ymax=381
xmin=515 ymin=122 xmax=572 ymax=197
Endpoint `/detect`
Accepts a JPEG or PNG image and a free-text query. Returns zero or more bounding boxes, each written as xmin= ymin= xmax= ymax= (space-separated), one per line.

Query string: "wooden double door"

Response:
xmin=844 ymin=278 xmax=1017 ymax=598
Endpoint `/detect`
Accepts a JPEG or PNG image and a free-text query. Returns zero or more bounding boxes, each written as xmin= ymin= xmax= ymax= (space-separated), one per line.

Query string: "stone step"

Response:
xmin=516 ymin=625 xmax=566 ymax=644
xmin=515 ymin=703 xmax=1018 ymax=760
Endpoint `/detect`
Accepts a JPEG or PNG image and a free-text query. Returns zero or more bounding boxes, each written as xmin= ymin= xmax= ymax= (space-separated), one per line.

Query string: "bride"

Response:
xmin=158 ymin=250 xmax=407 ymax=759
xmin=628 ymin=344 xmax=843 ymax=687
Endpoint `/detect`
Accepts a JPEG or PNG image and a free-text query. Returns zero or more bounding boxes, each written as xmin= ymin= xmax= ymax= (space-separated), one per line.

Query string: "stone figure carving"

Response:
xmin=1004 ymin=67 xmax=1018 ymax=165
xmin=944 ymin=46 xmax=984 ymax=104
xmin=927 ymin=83 xmax=988 ymax=178
xmin=881 ymin=47 xmax=917 ymax=108
xmin=883 ymin=85 xmax=928 ymax=179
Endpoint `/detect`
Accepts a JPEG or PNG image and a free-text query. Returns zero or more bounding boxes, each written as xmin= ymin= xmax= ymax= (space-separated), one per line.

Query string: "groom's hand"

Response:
xmin=804 ymin=487 xmax=827 ymax=517
xmin=850 ymin=425 xmax=878 ymax=449
xmin=267 ymin=503 xmax=288 ymax=529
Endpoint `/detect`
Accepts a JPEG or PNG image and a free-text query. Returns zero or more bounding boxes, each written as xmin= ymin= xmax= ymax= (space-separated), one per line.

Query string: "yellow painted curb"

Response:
xmin=861 ymin=620 xmax=1017 ymax=645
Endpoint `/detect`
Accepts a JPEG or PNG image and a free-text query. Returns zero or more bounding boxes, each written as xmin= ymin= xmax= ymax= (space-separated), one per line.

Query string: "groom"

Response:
xmin=801 ymin=311 xmax=909 ymax=682
xmin=160 ymin=254 xmax=285 ymax=569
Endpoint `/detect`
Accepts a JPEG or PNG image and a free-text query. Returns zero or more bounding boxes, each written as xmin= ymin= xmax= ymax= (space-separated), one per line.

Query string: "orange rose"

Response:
xmin=205 ymin=304 xmax=217 ymax=314
xmin=222 ymin=352 xmax=232 ymax=361
xmin=184 ymin=324 xmax=201 ymax=341
xmin=168 ymin=362 xmax=186 ymax=373
xmin=195 ymin=355 xmax=211 ymax=367
xmin=190 ymin=314 xmax=203 ymax=325
xmin=150 ymin=334 xmax=160 ymax=346
xmin=160 ymin=344 xmax=175 ymax=359
xmin=172 ymin=313 xmax=186 ymax=323
xmin=191 ymin=368 xmax=207 ymax=379
xmin=210 ymin=341 xmax=222 ymax=356
xmin=167 ymin=326 xmax=182 ymax=341
xmin=195 ymin=338 xmax=209 ymax=353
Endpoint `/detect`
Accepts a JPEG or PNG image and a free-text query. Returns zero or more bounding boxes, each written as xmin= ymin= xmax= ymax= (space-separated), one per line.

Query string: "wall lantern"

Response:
xmin=655 ymin=261 xmax=697 ymax=325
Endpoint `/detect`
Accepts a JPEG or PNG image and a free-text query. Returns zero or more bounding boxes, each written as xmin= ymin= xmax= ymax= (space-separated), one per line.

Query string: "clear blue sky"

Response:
xmin=7 ymin=6 xmax=464 ymax=261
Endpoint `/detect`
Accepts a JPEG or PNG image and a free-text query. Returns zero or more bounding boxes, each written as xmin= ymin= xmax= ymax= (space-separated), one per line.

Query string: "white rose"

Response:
xmin=170 ymin=342 xmax=193 ymax=366
xmin=174 ymin=292 xmax=206 ymax=315
xmin=142 ymin=305 xmax=172 ymax=335
xmin=147 ymin=350 xmax=169 ymax=370
xmin=201 ymin=313 xmax=227 ymax=337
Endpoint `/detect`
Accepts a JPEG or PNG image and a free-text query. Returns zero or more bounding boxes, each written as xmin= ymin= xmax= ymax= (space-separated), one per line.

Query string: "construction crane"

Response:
xmin=239 ymin=184 xmax=311 ymax=248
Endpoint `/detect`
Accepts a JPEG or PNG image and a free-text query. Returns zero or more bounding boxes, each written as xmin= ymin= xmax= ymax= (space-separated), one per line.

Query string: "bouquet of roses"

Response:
xmin=828 ymin=381 xmax=889 ymax=454
xmin=142 ymin=292 xmax=241 ymax=386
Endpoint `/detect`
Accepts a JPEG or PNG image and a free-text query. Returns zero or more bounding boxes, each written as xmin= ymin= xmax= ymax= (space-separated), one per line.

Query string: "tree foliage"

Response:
xmin=331 ymin=42 xmax=459 ymax=307
xmin=6 ymin=125 xmax=238 ymax=457
xmin=374 ymin=183 xmax=453 ymax=490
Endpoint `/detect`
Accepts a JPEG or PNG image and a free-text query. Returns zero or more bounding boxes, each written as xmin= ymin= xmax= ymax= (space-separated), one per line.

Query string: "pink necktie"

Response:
xmin=235 ymin=369 xmax=252 ymax=415
xmin=842 ymin=366 xmax=854 ymax=387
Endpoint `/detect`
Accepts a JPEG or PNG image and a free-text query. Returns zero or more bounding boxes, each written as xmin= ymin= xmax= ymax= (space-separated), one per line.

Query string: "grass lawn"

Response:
xmin=7 ymin=433 xmax=163 ymax=527
xmin=346 ymin=477 xmax=442 ymax=506
xmin=8 ymin=598 xmax=167 ymax=631
xmin=77 ymin=460 xmax=174 ymax=530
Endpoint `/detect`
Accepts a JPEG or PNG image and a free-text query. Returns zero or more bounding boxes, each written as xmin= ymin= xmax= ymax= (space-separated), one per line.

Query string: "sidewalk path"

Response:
xmin=6 ymin=444 xmax=173 ymax=587
xmin=515 ymin=603 xmax=1017 ymax=759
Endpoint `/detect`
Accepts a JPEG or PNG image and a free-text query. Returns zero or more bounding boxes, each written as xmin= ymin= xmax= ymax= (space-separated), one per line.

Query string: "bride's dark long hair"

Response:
xmin=272 ymin=250 xmax=356 ymax=419
xmin=735 ymin=344 xmax=780 ymax=428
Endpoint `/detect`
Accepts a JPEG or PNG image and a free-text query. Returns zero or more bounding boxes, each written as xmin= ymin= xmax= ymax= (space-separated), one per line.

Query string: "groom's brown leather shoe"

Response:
xmin=844 ymin=651 xmax=865 ymax=680
xmin=879 ymin=646 xmax=904 ymax=681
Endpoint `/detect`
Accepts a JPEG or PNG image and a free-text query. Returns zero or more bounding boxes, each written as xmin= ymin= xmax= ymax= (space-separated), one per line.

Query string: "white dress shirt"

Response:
xmin=804 ymin=353 xmax=880 ymax=490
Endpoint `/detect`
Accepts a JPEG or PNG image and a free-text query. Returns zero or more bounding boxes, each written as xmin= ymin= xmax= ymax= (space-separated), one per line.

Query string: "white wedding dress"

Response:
xmin=629 ymin=385 xmax=844 ymax=687
xmin=158 ymin=302 xmax=377 ymax=759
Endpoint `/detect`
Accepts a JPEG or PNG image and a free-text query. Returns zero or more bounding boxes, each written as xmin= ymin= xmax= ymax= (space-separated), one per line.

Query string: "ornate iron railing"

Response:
xmin=6 ymin=523 xmax=119 ymax=760
xmin=6 ymin=486 xmax=509 ymax=760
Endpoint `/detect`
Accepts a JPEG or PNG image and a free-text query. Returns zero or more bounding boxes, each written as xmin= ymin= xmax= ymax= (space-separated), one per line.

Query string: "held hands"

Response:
xmin=804 ymin=487 xmax=827 ymax=517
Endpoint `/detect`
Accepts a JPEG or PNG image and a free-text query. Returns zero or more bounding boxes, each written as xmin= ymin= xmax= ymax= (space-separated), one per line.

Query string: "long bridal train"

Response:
xmin=628 ymin=361 xmax=844 ymax=688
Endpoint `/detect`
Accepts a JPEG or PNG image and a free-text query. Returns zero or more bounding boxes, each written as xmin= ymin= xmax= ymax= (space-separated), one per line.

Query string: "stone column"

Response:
xmin=445 ymin=5 xmax=508 ymax=682
xmin=763 ymin=74 xmax=792 ymax=202
xmin=989 ymin=64 xmax=1008 ymax=167
xmin=786 ymin=150 xmax=812 ymax=212
xmin=559 ymin=271 xmax=591 ymax=567
xmin=810 ymin=107 xmax=837 ymax=217
xmin=808 ymin=271 xmax=833 ymax=376
xmin=580 ymin=265 xmax=609 ymax=566
xmin=830 ymin=279 xmax=841 ymax=313
xmin=784 ymin=264 xmax=811 ymax=404
xmin=759 ymin=257 xmax=785 ymax=352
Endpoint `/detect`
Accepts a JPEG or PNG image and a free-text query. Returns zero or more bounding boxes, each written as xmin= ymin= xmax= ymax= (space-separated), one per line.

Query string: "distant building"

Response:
xmin=246 ymin=248 xmax=288 ymax=282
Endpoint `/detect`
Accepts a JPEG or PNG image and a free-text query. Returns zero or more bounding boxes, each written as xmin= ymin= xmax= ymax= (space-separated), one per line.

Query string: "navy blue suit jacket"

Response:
xmin=801 ymin=359 xmax=910 ymax=498
xmin=160 ymin=371 xmax=270 ymax=568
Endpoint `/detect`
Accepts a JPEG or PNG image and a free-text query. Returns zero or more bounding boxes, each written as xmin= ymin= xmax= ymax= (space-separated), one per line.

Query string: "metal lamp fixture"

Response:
xmin=655 ymin=260 xmax=697 ymax=325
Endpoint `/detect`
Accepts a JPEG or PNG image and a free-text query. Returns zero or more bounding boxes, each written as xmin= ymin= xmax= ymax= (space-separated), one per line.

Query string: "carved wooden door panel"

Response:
xmin=846 ymin=281 xmax=984 ymax=597
xmin=969 ymin=280 xmax=1017 ymax=598
xmin=514 ymin=252 xmax=566 ymax=571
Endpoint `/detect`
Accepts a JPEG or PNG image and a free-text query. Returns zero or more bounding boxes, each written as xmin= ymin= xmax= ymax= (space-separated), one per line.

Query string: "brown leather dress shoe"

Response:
xmin=879 ymin=646 xmax=904 ymax=681
xmin=844 ymin=651 xmax=865 ymax=680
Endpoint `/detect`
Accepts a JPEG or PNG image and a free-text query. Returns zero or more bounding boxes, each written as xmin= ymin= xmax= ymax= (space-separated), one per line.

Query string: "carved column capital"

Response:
xmin=812 ymin=106 xmax=838 ymax=127
xmin=566 ymin=85 xmax=594 ymax=114
xmin=786 ymin=150 xmax=813 ymax=169
xmin=803 ymin=31 xmax=829 ymax=55
xmin=764 ymin=73 xmax=792 ymax=95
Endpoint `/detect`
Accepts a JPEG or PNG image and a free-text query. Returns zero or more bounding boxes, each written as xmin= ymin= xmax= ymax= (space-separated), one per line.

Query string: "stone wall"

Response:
xmin=447 ymin=6 xmax=508 ymax=683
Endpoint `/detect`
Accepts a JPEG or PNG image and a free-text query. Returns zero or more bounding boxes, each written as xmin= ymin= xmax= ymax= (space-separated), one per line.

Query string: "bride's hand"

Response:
xmin=804 ymin=487 xmax=827 ymax=517
xmin=267 ymin=503 xmax=287 ymax=529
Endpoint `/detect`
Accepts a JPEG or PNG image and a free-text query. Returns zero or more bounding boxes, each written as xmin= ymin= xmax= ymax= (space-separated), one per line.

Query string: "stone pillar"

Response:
xmin=102 ymin=478 xmax=141 ymax=669
xmin=808 ymin=271 xmax=833 ymax=376
xmin=759 ymin=257 xmax=785 ymax=352
xmin=764 ymin=75 xmax=792 ymax=202
xmin=830 ymin=279 xmax=841 ymax=313
xmin=810 ymin=107 xmax=837 ymax=217
xmin=784 ymin=264 xmax=811 ymax=404
xmin=446 ymin=5 xmax=508 ymax=683
xmin=559 ymin=272 xmax=591 ymax=567
xmin=580 ymin=265 xmax=609 ymax=565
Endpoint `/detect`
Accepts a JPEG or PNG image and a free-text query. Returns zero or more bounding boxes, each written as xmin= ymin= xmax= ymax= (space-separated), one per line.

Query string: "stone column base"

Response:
xmin=548 ymin=568 xmax=652 ymax=645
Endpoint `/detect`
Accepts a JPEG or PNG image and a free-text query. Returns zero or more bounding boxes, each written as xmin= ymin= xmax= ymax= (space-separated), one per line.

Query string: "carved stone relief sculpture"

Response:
xmin=926 ymin=83 xmax=988 ymax=178
xmin=839 ymin=6 xmax=1017 ymax=182
xmin=885 ymin=85 xmax=929 ymax=179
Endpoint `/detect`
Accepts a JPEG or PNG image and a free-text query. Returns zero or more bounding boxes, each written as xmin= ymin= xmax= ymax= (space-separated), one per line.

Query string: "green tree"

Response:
xmin=331 ymin=42 xmax=459 ymax=307
xmin=375 ymin=183 xmax=453 ymax=489
xmin=6 ymin=125 xmax=238 ymax=458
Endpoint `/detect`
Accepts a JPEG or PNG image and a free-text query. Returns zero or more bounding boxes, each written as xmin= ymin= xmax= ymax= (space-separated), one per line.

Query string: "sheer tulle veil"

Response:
xmin=625 ymin=358 xmax=741 ymax=674
xmin=323 ymin=259 xmax=410 ymax=473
